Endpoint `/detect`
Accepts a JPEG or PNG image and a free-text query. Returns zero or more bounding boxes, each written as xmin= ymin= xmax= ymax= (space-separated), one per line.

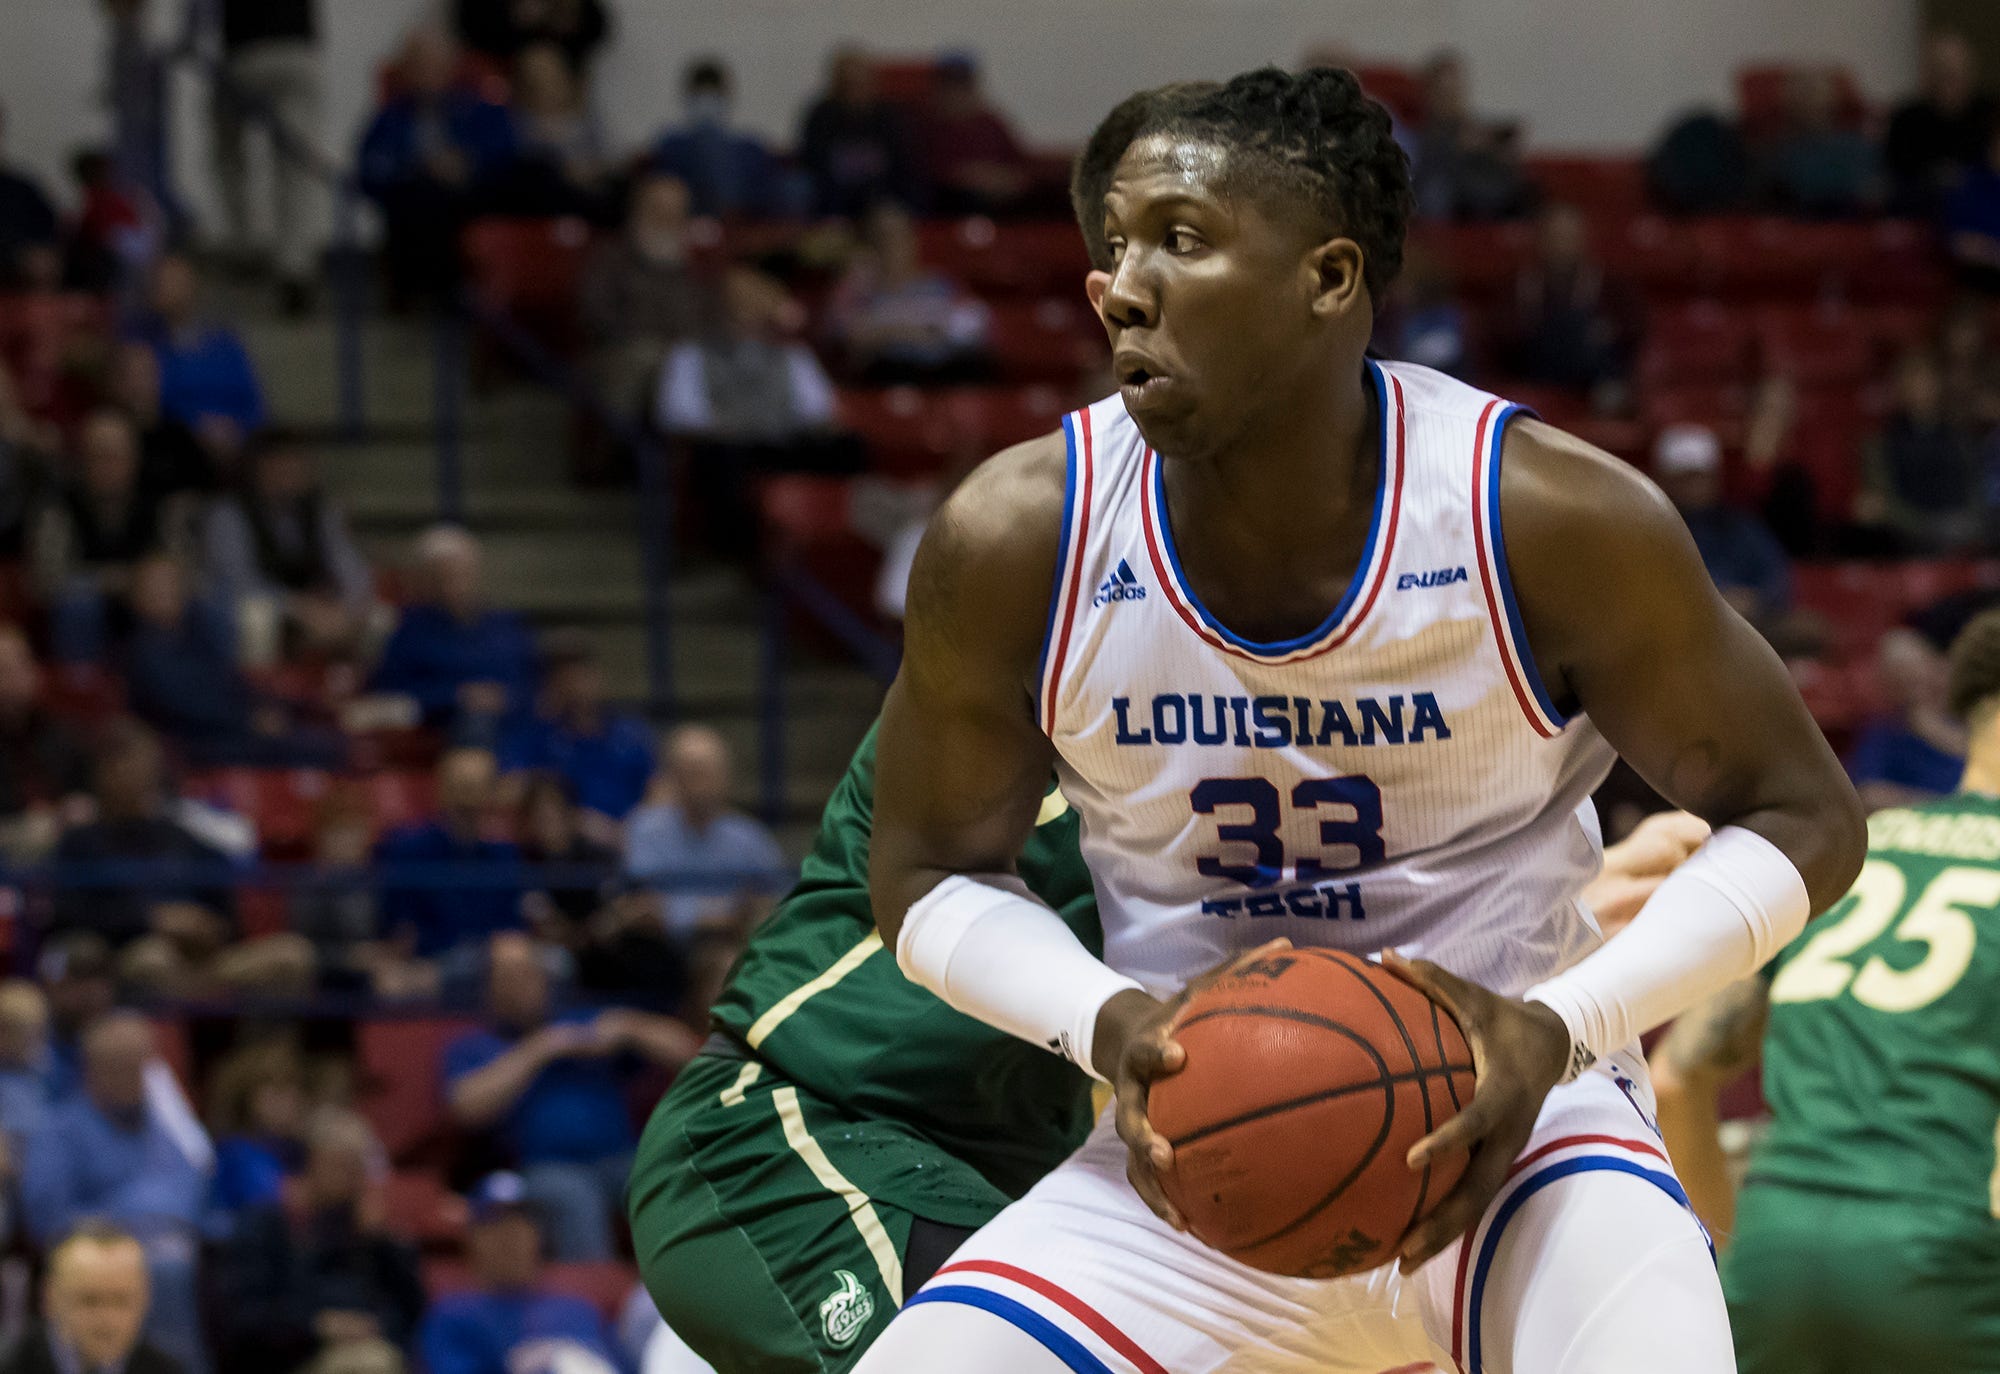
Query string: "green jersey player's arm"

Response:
xmin=1648 ymin=976 xmax=1771 ymax=1245
xmin=870 ymin=434 xmax=1068 ymax=945
xmin=1503 ymin=420 xmax=1868 ymax=910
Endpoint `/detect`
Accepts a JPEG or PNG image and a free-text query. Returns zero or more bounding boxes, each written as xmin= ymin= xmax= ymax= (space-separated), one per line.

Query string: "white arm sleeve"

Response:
xmin=1526 ymin=825 xmax=1810 ymax=1081
xmin=897 ymin=873 xmax=1144 ymax=1083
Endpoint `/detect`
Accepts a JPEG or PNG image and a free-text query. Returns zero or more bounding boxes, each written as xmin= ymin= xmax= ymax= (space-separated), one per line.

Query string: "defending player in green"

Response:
xmin=1653 ymin=606 xmax=2000 ymax=1374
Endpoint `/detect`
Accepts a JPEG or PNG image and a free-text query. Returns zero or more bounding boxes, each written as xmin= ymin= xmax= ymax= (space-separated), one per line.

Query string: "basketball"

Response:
xmin=1147 ymin=948 xmax=1478 ymax=1280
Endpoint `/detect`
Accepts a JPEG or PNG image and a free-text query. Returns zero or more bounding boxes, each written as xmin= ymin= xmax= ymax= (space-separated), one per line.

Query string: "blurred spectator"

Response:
xmin=32 ymin=934 xmax=117 ymax=1099
xmin=515 ymin=773 xmax=679 ymax=1003
xmin=204 ymin=428 xmax=375 ymax=665
xmin=920 ymin=54 xmax=1032 ymax=216
xmin=418 ymin=1172 xmax=622 ymax=1374
xmin=19 ymin=1016 xmax=209 ymax=1372
xmin=798 ymin=48 xmax=918 ymax=218
xmin=1379 ymin=244 xmax=1469 ymax=378
xmin=1862 ymin=349 xmax=1982 ymax=553
xmin=210 ymin=0 xmax=327 ymax=315
xmin=32 ymin=408 xmax=195 ymax=663
xmin=625 ymin=725 xmax=783 ymax=1006
xmin=824 ymin=201 xmax=991 ymax=383
xmin=1758 ymin=67 xmax=1881 ymax=217
xmin=126 ymin=554 xmax=347 ymax=768
xmin=498 ymin=634 xmax=654 ymax=825
xmin=1886 ymin=31 xmax=1995 ymax=215
xmin=375 ymin=747 xmax=522 ymax=966
xmin=370 ymin=526 xmax=537 ymax=737
xmin=659 ymin=267 xmax=857 ymax=557
xmin=213 ymin=1112 xmax=423 ymax=1374
xmin=0 ymin=101 xmax=59 ymax=289
xmin=66 ymin=149 xmax=157 ymax=295
xmin=649 ymin=59 xmax=789 ymax=219
xmin=1504 ymin=203 xmax=1630 ymax=400
xmin=0 ymin=981 xmax=54 ymax=1244
xmin=1647 ymin=109 xmax=1752 ymax=216
xmin=0 ymin=627 xmax=92 ymax=863
xmin=294 ymin=789 xmax=434 ymax=1001
xmin=102 ymin=0 xmax=177 ymax=240
xmin=1409 ymin=51 xmax=1533 ymax=221
xmin=443 ymin=934 xmax=695 ymax=1260
xmin=0 ymin=1222 xmax=185 ymax=1374
xmin=130 ymin=253 xmax=268 ymax=462
xmin=358 ymin=26 xmax=519 ymax=306
xmin=1738 ymin=374 xmax=1827 ymax=557
xmin=111 ymin=342 xmax=221 ymax=501
xmin=1846 ymin=627 xmax=1967 ymax=811
xmin=582 ymin=174 xmax=709 ymax=417
xmin=1654 ymin=424 xmax=1792 ymax=624
xmin=498 ymin=43 xmax=614 ymax=221
xmin=0 ymin=358 xmax=56 ymax=556
xmin=1944 ymin=123 xmax=2000 ymax=293
xmin=455 ymin=0 xmax=609 ymax=75
xmin=50 ymin=721 xmax=314 ymax=995
xmin=204 ymin=1039 xmax=312 ymax=1218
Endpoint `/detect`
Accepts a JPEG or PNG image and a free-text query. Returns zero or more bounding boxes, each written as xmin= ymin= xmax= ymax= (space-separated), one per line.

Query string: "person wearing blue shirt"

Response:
xmin=444 ymin=934 xmax=695 ymax=1261
xmin=623 ymin=725 xmax=785 ymax=944
xmin=375 ymin=747 xmax=523 ymax=964
xmin=650 ymin=59 xmax=795 ymax=219
xmin=1846 ymin=626 xmax=1969 ymax=811
xmin=498 ymin=635 xmax=655 ymax=823
xmin=359 ymin=25 xmax=519 ymax=304
xmin=129 ymin=254 xmax=267 ymax=447
xmin=371 ymin=526 xmax=538 ymax=739
xmin=420 ymin=1173 xmax=626 ymax=1374
xmin=1653 ymin=425 xmax=1792 ymax=623
xmin=19 ymin=1014 xmax=211 ymax=1374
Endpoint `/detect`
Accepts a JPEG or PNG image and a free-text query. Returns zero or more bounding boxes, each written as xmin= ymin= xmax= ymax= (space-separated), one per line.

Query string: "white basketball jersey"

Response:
xmin=1037 ymin=359 xmax=1617 ymax=998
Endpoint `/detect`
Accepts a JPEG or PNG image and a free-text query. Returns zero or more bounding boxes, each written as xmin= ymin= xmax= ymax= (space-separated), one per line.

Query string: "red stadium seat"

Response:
xmin=915 ymin=220 xmax=1092 ymax=298
xmin=1755 ymin=304 xmax=1871 ymax=389
xmin=356 ymin=1016 xmax=482 ymax=1159
xmin=1639 ymin=303 xmax=1755 ymax=388
xmin=41 ymin=664 xmax=125 ymax=723
xmin=461 ymin=217 xmax=595 ymax=349
xmin=1691 ymin=218 xmax=1872 ymax=299
xmin=1353 ymin=65 xmax=1426 ymax=125
xmin=985 ymin=298 xmax=1109 ymax=385
xmin=1641 ymin=382 xmax=1754 ymax=451
xmin=760 ymin=475 xmax=888 ymax=643
xmin=1784 ymin=416 xmax=1863 ymax=524
xmin=837 ymin=387 xmax=963 ymax=476
xmin=186 ymin=768 xmax=333 ymax=857
xmin=1417 ymin=222 xmax=1534 ymax=298
xmin=382 ymin=1169 xmax=470 ymax=1248
xmin=365 ymin=771 xmax=438 ymax=837
xmin=1596 ymin=216 xmax=1702 ymax=298
xmin=1735 ymin=65 xmax=1867 ymax=143
xmin=1527 ymin=156 xmax=1649 ymax=219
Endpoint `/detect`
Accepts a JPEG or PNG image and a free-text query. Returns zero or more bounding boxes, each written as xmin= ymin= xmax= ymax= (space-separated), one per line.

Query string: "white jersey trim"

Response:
xmin=1037 ymin=409 xmax=1095 ymax=737
xmin=1469 ymin=398 xmax=1570 ymax=738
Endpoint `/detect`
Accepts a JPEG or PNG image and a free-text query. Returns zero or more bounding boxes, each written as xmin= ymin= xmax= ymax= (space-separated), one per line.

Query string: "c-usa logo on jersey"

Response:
xmin=1093 ymin=559 xmax=1148 ymax=607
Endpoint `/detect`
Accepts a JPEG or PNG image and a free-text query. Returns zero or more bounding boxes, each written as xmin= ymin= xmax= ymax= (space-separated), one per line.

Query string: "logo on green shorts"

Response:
xmin=819 ymin=1269 xmax=874 ymax=1348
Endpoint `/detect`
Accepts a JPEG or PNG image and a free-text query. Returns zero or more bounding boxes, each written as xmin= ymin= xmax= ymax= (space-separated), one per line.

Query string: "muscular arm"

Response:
xmin=868 ymin=434 xmax=1068 ymax=946
xmin=1649 ymin=977 xmax=1770 ymax=1243
xmin=1505 ymin=420 xmax=1866 ymax=908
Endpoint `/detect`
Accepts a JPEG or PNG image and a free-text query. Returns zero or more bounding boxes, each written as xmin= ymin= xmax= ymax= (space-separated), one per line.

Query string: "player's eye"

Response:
xmin=1164 ymin=227 xmax=1205 ymax=256
xmin=1104 ymin=237 xmax=1128 ymax=263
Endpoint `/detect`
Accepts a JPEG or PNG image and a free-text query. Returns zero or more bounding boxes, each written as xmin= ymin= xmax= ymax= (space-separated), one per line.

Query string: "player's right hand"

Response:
xmin=1097 ymin=939 xmax=1294 ymax=1231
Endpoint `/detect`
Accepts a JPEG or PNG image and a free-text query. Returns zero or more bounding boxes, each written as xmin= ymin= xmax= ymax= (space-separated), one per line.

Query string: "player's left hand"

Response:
xmin=1381 ymin=950 xmax=1572 ymax=1274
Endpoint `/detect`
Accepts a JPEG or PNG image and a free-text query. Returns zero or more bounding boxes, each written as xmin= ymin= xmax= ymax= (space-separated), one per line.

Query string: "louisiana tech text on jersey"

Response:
xmin=1111 ymin=691 xmax=1453 ymax=749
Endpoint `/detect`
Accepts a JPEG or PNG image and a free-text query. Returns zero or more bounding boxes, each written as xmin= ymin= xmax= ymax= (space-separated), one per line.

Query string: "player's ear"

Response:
xmin=1309 ymin=239 xmax=1366 ymax=318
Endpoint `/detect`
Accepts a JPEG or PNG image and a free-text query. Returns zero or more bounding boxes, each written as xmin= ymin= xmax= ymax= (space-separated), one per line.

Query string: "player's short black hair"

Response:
xmin=1949 ymin=607 xmax=2000 ymax=723
xmin=1070 ymin=67 xmax=1414 ymax=301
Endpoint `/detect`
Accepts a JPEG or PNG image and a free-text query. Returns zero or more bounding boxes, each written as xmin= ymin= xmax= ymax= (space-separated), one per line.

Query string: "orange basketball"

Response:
xmin=1147 ymin=948 xmax=1478 ymax=1279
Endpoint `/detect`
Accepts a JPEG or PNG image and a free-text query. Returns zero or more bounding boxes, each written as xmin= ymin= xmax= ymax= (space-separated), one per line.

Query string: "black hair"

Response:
xmin=1071 ymin=67 xmax=1414 ymax=300
xmin=686 ymin=58 xmax=729 ymax=92
xmin=1948 ymin=607 xmax=2000 ymax=722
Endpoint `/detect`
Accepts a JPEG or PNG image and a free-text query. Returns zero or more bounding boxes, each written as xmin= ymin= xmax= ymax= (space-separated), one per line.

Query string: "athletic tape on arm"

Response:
xmin=898 ymin=873 xmax=1144 ymax=1083
xmin=1526 ymin=825 xmax=1810 ymax=1080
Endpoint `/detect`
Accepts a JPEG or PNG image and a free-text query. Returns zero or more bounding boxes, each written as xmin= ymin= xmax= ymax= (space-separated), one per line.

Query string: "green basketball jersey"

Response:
xmin=707 ymin=723 xmax=1102 ymax=1201
xmin=1751 ymin=793 xmax=2000 ymax=1216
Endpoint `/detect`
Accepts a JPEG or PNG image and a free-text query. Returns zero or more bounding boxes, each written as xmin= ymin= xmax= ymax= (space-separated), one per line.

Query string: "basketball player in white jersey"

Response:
xmin=856 ymin=70 xmax=1866 ymax=1373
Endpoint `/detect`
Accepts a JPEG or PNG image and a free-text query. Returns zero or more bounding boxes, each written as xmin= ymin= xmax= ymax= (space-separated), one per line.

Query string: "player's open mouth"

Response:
xmin=1118 ymin=366 xmax=1174 ymax=402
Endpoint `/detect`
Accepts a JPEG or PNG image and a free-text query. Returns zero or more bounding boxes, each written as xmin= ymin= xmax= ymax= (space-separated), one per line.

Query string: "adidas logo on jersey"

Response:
xmin=1396 ymin=566 xmax=1468 ymax=590
xmin=1093 ymin=559 xmax=1148 ymax=607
